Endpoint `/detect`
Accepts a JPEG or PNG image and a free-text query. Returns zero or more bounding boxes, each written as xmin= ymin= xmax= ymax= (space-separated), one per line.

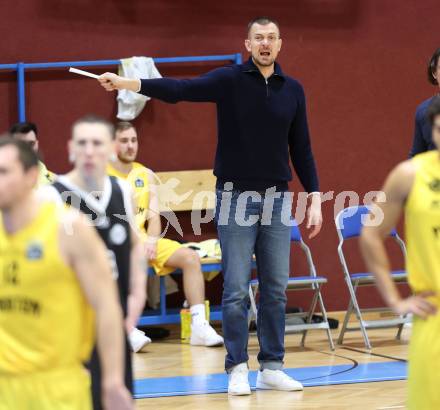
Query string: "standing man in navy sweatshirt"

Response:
xmin=98 ymin=16 xmax=322 ymax=396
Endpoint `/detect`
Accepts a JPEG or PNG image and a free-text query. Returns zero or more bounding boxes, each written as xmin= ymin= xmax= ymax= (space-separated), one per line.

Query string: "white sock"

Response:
xmin=190 ymin=303 xmax=207 ymax=326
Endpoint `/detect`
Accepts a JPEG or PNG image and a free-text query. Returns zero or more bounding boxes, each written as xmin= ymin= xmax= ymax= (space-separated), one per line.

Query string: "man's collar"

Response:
xmin=241 ymin=57 xmax=285 ymax=79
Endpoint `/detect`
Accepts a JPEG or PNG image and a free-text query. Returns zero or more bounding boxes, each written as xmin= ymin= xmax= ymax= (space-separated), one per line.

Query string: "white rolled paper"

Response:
xmin=69 ymin=67 xmax=100 ymax=79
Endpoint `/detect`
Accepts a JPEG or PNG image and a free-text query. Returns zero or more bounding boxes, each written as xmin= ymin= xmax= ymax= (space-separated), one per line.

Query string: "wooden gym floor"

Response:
xmin=133 ymin=319 xmax=409 ymax=410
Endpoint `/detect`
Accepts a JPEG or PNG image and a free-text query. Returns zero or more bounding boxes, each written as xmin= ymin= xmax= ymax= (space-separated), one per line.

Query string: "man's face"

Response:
xmin=69 ymin=123 xmax=114 ymax=178
xmin=114 ymin=128 xmax=138 ymax=164
xmin=12 ymin=130 xmax=39 ymax=152
xmin=0 ymin=145 xmax=38 ymax=210
xmin=245 ymin=22 xmax=282 ymax=68
xmin=432 ymin=116 xmax=440 ymax=149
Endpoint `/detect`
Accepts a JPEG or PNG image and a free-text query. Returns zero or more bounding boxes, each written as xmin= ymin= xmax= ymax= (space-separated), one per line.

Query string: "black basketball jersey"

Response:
xmin=52 ymin=175 xmax=132 ymax=316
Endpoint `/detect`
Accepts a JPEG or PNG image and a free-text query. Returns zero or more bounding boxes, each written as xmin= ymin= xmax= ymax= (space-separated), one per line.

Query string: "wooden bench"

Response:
xmin=156 ymin=169 xmax=216 ymax=212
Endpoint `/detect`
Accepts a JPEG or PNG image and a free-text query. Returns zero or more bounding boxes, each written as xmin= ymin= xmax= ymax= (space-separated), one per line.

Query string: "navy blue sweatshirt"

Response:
xmin=409 ymin=96 xmax=436 ymax=157
xmin=139 ymin=57 xmax=319 ymax=193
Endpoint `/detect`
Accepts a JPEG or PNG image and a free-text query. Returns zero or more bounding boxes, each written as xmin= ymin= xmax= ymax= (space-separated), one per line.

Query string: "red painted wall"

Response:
xmin=1 ymin=0 xmax=438 ymax=310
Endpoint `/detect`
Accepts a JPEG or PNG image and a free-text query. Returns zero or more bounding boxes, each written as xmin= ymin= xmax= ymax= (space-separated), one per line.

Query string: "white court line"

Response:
xmin=69 ymin=67 xmax=99 ymax=79
xmin=377 ymin=406 xmax=405 ymax=409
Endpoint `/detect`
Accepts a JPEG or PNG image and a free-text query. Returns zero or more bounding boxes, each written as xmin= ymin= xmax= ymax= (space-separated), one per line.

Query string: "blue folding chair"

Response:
xmin=335 ymin=205 xmax=410 ymax=349
xmin=248 ymin=221 xmax=335 ymax=350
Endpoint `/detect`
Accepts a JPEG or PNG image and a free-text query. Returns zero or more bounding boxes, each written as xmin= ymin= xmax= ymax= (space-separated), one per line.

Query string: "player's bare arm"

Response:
xmin=361 ymin=160 xmax=437 ymax=318
xmin=59 ymin=211 xmax=133 ymax=410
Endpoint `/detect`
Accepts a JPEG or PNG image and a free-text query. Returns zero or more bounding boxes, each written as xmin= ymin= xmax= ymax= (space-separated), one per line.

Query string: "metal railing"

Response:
xmin=0 ymin=53 xmax=242 ymax=122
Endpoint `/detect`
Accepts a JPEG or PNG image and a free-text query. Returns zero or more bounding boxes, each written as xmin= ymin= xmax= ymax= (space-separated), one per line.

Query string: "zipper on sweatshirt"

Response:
xmin=242 ymin=68 xmax=273 ymax=98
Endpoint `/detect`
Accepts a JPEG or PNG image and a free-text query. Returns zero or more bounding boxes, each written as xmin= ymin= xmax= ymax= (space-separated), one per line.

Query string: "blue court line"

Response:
xmin=134 ymin=361 xmax=407 ymax=399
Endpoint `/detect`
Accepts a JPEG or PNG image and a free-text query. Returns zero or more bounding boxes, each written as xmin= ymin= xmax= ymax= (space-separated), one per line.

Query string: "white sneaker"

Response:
xmin=404 ymin=313 xmax=413 ymax=328
xmin=129 ymin=328 xmax=152 ymax=353
xmin=190 ymin=322 xmax=224 ymax=347
xmin=256 ymin=369 xmax=303 ymax=391
xmin=228 ymin=363 xmax=251 ymax=396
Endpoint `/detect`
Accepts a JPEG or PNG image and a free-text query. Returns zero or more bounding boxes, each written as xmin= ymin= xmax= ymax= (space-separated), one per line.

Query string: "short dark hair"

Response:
xmin=0 ymin=135 xmax=40 ymax=170
xmin=9 ymin=121 xmax=38 ymax=137
xmin=247 ymin=16 xmax=280 ymax=37
xmin=428 ymin=48 xmax=440 ymax=85
xmin=72 ymin=115 xmax=115 ymax=139
xmin=427 ymin=95 xmax=440 ymax=125
xmin=115 ymin=121 xmax=136 ymax=134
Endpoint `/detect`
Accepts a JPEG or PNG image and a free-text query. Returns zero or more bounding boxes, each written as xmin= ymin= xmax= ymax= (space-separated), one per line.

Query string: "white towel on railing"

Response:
xmin=117 ymin=57 xmax=162 ymax=120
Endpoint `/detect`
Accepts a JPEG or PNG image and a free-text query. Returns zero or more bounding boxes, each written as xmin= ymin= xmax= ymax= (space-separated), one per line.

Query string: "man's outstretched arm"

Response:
xmin=98 ymin=67 xmax=232 ymax=103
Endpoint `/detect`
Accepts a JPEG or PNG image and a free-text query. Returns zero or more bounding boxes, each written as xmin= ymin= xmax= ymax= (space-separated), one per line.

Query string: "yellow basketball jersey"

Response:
xmin=38 ymin=161 xmax=56 ymax=186
xmin=107 ymin=162 xmax=150 ymax=234
xmin=0 ymin=201 xmax=94 ymax=375
xmin=405 ymin=151 xmax=440 ymax=409
xmin=108 ymin=162 xmax=184 ymax=276
xmin=405 ymin=151 xmax=440 ymax=296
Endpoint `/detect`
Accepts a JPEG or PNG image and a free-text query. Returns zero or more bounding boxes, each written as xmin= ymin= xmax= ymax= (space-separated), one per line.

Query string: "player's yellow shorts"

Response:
xmin=408 ymin=310 xmax=440 ymax=409
xmin=150 ymin=238 xmax=183 ymax=276
xmin=0 ymin=365 xmax=91 ymax=410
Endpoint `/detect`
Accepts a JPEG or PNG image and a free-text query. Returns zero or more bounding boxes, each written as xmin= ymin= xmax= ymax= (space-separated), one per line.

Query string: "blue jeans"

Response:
xmin=215 ymin=188 xmax=292 ymax=371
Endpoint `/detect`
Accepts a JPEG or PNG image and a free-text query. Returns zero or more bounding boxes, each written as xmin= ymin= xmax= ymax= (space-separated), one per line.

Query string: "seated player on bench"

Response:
xmin=107 ymin=121 xmax=224 ymax=351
